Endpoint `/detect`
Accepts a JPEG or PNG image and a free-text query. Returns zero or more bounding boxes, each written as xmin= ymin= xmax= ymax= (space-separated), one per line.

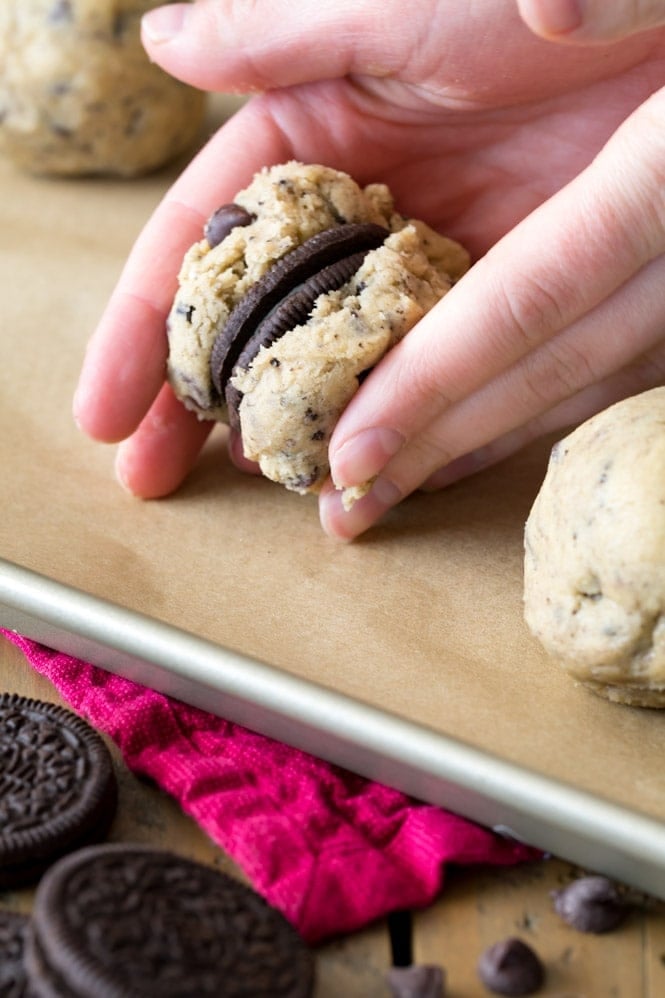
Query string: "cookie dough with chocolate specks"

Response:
xmin=0 ymin=0 xmax=205 ymax=176
xmin=524 ymin=387 xmax=665 ymax=707
xmin=167 ymin=161 xmax=470 ymax=500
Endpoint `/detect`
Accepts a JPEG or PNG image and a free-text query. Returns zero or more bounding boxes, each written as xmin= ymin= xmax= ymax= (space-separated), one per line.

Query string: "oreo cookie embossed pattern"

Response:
xmin=0 ymin=693 xmax=117 ymax=888
xmin=24 ymin=844 xmax=315 ymax=998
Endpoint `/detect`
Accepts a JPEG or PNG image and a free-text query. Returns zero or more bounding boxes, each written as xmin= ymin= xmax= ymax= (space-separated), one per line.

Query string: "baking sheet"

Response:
xmin=1 ymin=98 xmax=664 ymax=897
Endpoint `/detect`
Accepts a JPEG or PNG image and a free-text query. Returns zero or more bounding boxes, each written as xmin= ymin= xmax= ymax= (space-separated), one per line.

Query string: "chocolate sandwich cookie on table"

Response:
xmin=0 ymin=693 xmax=118 ymax=888
xmin=167 ymin=161 xmax=469 ymax=503
xmin=23 ymin=843 xmax=315 ymax=997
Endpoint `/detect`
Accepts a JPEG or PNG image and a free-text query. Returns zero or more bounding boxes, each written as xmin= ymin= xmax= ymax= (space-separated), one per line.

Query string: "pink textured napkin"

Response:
xmin=3 ymin=630 xmax=537 ymax=942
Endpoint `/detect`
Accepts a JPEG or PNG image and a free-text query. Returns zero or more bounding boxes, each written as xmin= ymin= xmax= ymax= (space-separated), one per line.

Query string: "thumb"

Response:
xmin=140 ymin=0 xmax=423 ymax=92
xmin=516 ymin=0 xmax=665 ymax=42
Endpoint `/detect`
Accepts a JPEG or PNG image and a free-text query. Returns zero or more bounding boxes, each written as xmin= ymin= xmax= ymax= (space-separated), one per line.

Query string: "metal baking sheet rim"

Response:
xmin=1 ymin=555 xmax=663 ymax=898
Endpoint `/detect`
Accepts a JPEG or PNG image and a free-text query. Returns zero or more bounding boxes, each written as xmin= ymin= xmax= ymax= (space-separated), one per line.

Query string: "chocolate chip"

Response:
xmin=477 ymin=938 xmax=544 ymax=996
xmin=204 ymin=203 xmax=255 ymax=248
xmin=176 ymin=302 xmax=195 ymax=324
xmin=551 ymin=876 xmax=628 ymax=933
xmin=386 ymin=964 xmax=445 ymax=997
xmin=210 ymin=222 xmax=388 ymax=409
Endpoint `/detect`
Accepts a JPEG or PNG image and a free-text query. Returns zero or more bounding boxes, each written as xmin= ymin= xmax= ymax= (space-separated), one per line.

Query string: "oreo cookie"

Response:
xmin=24 ymin=843 xmax=315 ymax=997
xmin=209 ymin=221 xmax=389 ymax=420
xmin=0 ymin=910 xmax=30 ymax=998
xmin=0 ymin=694 xmax=118 ymax=888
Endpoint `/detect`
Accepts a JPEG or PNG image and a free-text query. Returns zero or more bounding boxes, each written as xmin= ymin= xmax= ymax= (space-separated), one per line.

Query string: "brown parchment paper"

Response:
xmin=1 ymin=103 xmax=663 ymax=827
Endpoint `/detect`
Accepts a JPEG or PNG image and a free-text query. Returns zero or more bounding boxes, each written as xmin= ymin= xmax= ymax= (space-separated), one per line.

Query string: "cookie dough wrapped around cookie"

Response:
xmin=0 ymin=0 xmax=205 ymax=176
xmin=524 ymin=387 xmax=665 ymax=708
xmin=167 ymin=161 xmax=470 ymax=500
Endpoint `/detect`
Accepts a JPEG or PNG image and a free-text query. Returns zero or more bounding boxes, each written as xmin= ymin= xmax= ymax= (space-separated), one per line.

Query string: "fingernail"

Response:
xmin=526 ymin=0 xmax=583 ymax=35
xmin=114 ymin=447 xmax=135 ymax=495
xmin=319 ymin=475 xmax=402 ymax=540
xmin=331 ymin=427 xmax=404 ymax=488
xmin=141 ymin=3 xmax=189 ymax=44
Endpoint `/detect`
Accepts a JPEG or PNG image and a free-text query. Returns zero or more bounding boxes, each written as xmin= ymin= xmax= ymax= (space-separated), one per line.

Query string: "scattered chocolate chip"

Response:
xmin=477 ymin=938 xmax=544 ymax=996
xmin=387 ymin=964 xmax=445 ymax=998
xmin=551 ymin=876 xmax=628 ymax=933
xmin=204 ymin=203 xmax=255 ymax=248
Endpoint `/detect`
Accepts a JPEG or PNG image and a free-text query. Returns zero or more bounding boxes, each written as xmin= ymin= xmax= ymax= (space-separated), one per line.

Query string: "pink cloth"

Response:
xmin=3 ymin=630 xmax=537 ymax=943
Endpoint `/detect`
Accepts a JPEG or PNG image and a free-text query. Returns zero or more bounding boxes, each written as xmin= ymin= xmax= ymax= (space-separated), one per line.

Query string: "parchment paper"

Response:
xmin=1 ymin=99 xmax=662 ymax=827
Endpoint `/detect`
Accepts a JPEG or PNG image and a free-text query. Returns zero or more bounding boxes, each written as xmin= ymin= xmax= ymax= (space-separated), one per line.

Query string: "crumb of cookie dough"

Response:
xmin=0 ymin=0 xmax=205 ymax=177
xmin=524 ymin=387 xmax=665 ymax=708
xmin=167 ymin=160 xmax=470 ymax=497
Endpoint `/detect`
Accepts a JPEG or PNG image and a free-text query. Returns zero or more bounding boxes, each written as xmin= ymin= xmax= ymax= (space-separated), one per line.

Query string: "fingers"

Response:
xmin=227 ymin=429 xmax=262 ymax=477
xmin=421 ymin=343 xmax=665 ymax=492
xmin=141 ymin=0 xmax=436 ymax=92
xmin=516 ymin=0 xmax=665 ymax=42
xmin=322 ymin=88 xmax=665 ymax=537
xmin=115 ymin=383 xmax=213 ymax=498
xmin=321 ymin=254 xmax=665 ymax=538
xmin=74 ymin=99 xmax=291 ymax=444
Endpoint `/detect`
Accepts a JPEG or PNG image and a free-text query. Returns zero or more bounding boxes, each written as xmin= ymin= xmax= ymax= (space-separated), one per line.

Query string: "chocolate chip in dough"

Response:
xmin=551 ymin=875 xmax=628 ymax=933
xmin=477 ymin=937 xmax=544 ymax=996
xmin=204 ymin=203 xmax=255 ymax=248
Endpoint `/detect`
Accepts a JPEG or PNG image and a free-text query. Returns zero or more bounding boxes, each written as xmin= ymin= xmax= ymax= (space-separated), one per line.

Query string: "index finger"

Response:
xmin=73 ymin=98 xmax=291 ymax=443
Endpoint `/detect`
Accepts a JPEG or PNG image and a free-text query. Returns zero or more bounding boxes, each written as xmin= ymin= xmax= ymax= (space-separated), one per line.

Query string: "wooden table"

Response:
xmin=2 ymin=633 xmax=664 ymax=996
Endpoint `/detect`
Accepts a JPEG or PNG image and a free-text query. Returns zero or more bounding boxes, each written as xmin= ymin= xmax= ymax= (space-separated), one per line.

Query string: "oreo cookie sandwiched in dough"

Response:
xmin=0 ymin=693 xmax=118 ymax=888
xmin=167 ymin=161 xmax=469 ymax=501
xmin=23 ymin=843 xmax=315 ymax=997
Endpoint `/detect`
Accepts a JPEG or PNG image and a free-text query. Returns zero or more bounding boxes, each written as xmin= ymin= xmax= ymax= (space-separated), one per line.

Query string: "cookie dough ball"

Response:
xmin=0 ymin=0 xmax=205 ymax=176
xmin=524 ymin=387 xmax=665 ymax=707
xmin=167 ymin=161 xmax=469 ymax=496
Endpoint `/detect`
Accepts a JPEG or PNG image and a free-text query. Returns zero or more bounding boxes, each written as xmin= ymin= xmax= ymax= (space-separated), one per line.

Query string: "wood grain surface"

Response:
xmin=2 ymin=633 xmax=664 ymax=997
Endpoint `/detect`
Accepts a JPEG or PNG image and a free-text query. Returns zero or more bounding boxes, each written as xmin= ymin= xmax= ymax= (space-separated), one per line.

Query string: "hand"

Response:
xmin=73 ymin=0 xmax=665 ymax=539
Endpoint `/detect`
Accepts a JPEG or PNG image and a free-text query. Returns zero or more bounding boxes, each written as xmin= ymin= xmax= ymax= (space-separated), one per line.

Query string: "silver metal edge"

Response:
xmin=1 ymin=556 xmax=664 ymax=897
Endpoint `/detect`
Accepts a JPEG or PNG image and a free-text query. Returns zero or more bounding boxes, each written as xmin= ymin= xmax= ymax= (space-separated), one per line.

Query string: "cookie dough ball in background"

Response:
xmin=0 ymin=0 xmax=206 ymax=177
xmin=524 ymin=387 xmax=665 ymax=708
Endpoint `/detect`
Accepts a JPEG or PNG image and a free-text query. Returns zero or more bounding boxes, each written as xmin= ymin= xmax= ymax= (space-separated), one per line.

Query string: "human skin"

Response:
xmin=73 ymin=0 xmax=665 ymax=539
